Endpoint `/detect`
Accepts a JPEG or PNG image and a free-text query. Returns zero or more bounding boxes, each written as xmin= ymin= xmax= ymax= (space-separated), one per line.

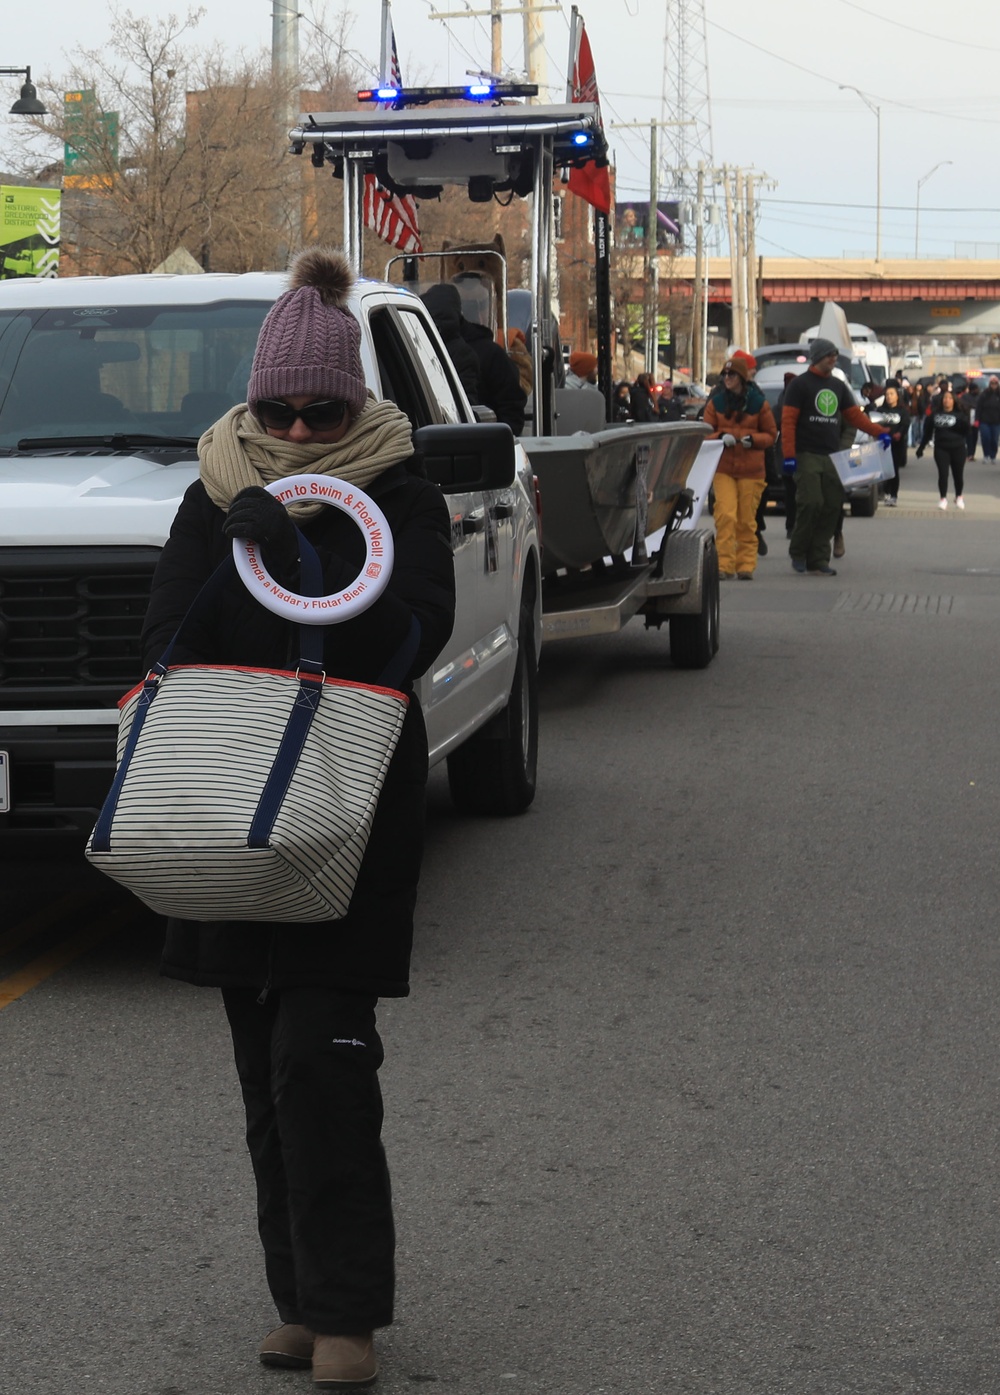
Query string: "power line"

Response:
xmin=832 ymin=0 xmax=1000 ymax=52
xmin=764 ymin=198 xmax=1000 ymax=214
xmin=704 ymin=16 xmax=1000 ymax=127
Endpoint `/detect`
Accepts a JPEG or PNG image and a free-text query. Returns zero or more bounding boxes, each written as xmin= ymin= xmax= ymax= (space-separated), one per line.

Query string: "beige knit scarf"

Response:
xmin=198 ymin=393 xmax=414 ymax=521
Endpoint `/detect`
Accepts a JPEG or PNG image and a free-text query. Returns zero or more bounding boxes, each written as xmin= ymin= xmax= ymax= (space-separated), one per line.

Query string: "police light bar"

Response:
xmin=356 ymin=81 xmax=537 ymax=108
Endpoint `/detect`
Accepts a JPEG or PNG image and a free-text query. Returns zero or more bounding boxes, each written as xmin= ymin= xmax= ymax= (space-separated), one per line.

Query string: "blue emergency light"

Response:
xmin=356 ymin=80 xmax=537 ymax=108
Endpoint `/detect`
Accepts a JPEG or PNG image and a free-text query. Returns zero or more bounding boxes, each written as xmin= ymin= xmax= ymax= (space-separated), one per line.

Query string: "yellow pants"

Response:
xmin=713 ymin=474 xmax=766 ymax=575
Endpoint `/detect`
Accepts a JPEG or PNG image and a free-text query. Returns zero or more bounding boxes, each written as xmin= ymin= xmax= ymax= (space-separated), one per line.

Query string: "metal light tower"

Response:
xmin=660 ymin=0 xmax=716 ymax=252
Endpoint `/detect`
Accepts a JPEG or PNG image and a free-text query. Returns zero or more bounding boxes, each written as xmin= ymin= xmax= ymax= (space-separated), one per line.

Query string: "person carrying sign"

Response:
xmin=780 ymin=339 xmax=889 ymax=575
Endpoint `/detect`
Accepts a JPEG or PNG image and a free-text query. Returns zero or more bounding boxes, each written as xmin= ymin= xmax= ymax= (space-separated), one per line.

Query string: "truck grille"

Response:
xmin=0 ymin=547 xmax=160 ymax=709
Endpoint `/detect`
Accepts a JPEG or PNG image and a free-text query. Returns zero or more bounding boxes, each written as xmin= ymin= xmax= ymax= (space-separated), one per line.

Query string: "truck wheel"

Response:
xmin=446 ymin=603 xmax=538 ymax=815
xmin=850 ymin=482 xmax=878 ymax=517
xmin=669 ymin=540 xmax=719 ymax=669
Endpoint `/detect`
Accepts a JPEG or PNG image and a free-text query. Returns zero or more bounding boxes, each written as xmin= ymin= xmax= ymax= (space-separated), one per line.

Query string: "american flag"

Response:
xmin=363 ymin=15 xmax=422 ymax=254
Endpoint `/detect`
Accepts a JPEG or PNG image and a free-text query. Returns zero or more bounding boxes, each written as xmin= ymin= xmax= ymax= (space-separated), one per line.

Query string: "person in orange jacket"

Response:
xmin=704 ymin=356 xmax=777 ymax=579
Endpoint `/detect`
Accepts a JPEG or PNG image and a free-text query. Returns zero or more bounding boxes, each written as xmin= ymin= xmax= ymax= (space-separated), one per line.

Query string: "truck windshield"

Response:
xmin=0 ymin=300 xmax=271 ymax=449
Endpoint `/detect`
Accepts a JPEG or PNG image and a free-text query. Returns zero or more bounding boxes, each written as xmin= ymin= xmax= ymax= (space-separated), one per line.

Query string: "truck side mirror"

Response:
xmin=413 ymin=422 xmax=515 ymax=492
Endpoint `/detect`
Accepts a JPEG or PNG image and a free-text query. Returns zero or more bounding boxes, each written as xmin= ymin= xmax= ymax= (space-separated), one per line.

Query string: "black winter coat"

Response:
xmin=459 ymin=319 xmax=527 ymax=434
xmin=629 ymin=383 xmax=657 ymax=423
xmin=976 ymin=385 xmax=1000 ymax=425
xmin=424 ymin=300 xmax=483 ymax=405
xmin=140 ymin=461 xmax=456 ymax=999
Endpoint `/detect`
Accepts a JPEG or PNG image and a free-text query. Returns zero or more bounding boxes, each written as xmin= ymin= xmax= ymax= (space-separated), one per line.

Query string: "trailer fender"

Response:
xmin=651 ymin=526 xmax=714 ymax=616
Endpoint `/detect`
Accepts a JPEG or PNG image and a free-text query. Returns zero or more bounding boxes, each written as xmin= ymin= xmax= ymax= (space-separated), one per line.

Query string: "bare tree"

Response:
xmin=7 ymin=5 xmax=367 ymax=275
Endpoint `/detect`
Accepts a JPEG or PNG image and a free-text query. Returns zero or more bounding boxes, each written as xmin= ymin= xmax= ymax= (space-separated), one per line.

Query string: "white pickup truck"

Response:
xmin=0 ymin=271 xmax=541 ymax=835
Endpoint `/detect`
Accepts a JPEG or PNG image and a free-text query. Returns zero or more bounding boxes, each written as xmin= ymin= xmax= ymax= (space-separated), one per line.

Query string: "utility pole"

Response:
xmin=491 ymin=0 xmax=503 ymax=75
xmin=745 ymin=173 xmax=758 ymax=349
xmin=645 ymin=120 xmax=659 ymax=375
xmin=691 ymin=162 xmax=705 ymax=385
xmin=612 ymin=119 xmax=691 ymax=377
xmin=722 ymin=167 xmax=737 ymax=349
xmin=522 ymin=0 xmax=547 ymax=95
xmin=429 ymin=1 xmax=561 ymax=90
xmin=744 ymin=171 xmax=774 ymax=347
xmin=734 ymin=167 xmax=748 ymax=348
xmin=272 ymin=0 xmax=301 ymax=256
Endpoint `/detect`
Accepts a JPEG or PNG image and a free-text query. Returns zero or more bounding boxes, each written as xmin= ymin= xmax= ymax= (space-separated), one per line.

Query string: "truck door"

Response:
xmin=366 ymin=299 xmax=515 ymax=760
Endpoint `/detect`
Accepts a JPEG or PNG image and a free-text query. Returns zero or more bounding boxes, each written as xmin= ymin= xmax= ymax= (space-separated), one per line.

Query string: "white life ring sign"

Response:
xmin=232 ymin=473 xmax=394 ymax=625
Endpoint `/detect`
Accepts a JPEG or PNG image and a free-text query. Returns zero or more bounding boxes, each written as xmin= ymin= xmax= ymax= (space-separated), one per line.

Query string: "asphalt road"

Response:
xmin=4 ymin=449 xmax=1000 ymax=1394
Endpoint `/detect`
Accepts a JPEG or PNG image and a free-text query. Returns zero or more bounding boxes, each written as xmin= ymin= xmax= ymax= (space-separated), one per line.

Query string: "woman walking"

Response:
xmin=140 ymin=247 xmax=457 ymax=1389
xmin=879 ymin=383 xmax=909 ymax=507
xmin=917 ymin=388 xmax=969 ymax=509
xmin=908 ymin=381 xmax=927 ymax=445
xmin=629 ymin=371 xmax=658 ymax=422
xmin=704 ymin=356 xmax=776 ymax=578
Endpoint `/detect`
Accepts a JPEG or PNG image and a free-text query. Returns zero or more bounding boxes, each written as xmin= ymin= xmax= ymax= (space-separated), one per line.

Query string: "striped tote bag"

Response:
xmin=86 ymin=533 xmax=414 ymax=923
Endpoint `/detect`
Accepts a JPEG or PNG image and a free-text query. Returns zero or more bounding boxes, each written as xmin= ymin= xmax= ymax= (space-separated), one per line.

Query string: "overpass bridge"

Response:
xmin=661 ymin=258 xmax=1000 ymax=340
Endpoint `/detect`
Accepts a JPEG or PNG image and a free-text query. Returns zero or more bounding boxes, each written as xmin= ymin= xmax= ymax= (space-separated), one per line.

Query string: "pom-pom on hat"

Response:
xmin=248 ymin=248 xmax=368 ymax=419
xmin=569 ymin=351 xmax=598 ymax=377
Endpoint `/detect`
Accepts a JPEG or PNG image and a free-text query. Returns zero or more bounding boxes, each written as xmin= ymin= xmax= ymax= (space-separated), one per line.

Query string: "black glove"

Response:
xmin=223 ymin=486 xmax=299 ymax=574
xmin=915 ymin=446 xmax=924 ymax=459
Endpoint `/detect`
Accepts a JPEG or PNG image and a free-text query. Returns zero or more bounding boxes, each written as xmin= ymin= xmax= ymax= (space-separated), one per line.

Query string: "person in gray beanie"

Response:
xmin=140 ymin=246 xmax=456 ymax=1389
xmin=781 ymin=340 xmax=890 ymax=574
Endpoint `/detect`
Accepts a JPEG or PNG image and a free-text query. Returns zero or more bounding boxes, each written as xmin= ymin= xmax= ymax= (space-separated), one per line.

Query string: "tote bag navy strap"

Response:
xmin=92 ymin=532 xmax=327 ymax=852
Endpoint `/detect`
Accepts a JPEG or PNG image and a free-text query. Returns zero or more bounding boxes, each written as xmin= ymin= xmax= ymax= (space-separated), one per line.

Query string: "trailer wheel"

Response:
xmin=669 ymin=541 xmax=719 ymax=669
xmin=447 ymin=602 xmax=538 ymax=815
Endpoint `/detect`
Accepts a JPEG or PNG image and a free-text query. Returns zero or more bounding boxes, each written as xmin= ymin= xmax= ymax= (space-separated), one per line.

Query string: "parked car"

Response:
xmin=752 ymin=342 xmax=868 ymax=393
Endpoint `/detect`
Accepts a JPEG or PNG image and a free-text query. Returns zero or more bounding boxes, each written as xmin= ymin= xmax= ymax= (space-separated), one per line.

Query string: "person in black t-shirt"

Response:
xmin=877 ymin=384 xmax=909 ymax=506
xmin=780 ymin=338 xmax=888 ymax=575
xmin=917 ymin=389 xmax=969 ymax=509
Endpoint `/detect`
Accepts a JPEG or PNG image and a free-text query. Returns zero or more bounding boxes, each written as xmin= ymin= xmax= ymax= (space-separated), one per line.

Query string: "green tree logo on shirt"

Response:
xmin=816 ymin=388 xmax=839 ymax=416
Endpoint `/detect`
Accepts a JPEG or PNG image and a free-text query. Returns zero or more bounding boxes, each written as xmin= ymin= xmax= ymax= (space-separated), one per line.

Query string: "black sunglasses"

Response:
xmin=254 ymin=398 xmax=350 ymax=431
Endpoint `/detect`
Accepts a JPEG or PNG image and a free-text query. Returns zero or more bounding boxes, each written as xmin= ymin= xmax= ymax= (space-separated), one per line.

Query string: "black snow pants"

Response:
xmin=222 ymin=984 xmax=395 ymax=1335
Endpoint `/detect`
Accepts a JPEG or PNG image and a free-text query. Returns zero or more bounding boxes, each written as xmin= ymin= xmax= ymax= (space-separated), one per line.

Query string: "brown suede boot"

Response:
xmin=312 ymin=1333 xmax=378 ymax=1388
xmin=258 ymin=1322 xmax=314 ymax=1369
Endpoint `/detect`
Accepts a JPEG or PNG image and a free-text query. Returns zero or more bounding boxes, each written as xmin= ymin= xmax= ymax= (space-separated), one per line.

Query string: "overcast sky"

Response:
xmin=2 ymin=0 xmax=991 ymax=262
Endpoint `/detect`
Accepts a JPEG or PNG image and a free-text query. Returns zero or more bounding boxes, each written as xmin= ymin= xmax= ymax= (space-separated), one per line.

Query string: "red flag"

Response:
xmin=364 ymin=22 xmax=423 ymax=254
xmin=567 ymin=21 xmax=611 ymax=215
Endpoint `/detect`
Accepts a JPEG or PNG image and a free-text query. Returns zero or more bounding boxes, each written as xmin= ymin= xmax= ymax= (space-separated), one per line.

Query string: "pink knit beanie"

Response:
xmin=248 ymin=248 xmax=368 ymax=418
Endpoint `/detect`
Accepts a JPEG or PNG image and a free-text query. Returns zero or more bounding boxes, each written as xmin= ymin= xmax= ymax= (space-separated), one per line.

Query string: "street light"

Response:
xmin=2 ymin=66 xmax=47 ymax=116
xmin=840 ymin=84 xmax=881 ymax=262
xmin=915 ymin=160 xmax=952 ymax=259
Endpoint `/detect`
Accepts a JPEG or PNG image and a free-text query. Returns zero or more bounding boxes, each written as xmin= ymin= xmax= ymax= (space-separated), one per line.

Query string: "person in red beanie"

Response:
xmin=731 ymin=349 xmax=757 ymax=378
xmin=704 ymin=356 xmax=776 ymax=578
xmin=141 ymin=247 xmax=457 ymax=1390
xmin=566 ymin=350 xmax=599 ymax=389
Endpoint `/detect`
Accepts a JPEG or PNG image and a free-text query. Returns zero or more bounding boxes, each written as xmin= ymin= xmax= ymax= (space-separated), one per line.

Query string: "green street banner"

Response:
xmin=0 ymin=187 xmax=61 ymax=279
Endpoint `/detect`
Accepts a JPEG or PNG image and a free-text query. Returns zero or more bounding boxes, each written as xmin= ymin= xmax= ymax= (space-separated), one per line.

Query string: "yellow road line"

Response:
xmin=0 ymin=884 xmax=105 ymax=959
xmin=0 ymin=903 xmax=142 ymax=1010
